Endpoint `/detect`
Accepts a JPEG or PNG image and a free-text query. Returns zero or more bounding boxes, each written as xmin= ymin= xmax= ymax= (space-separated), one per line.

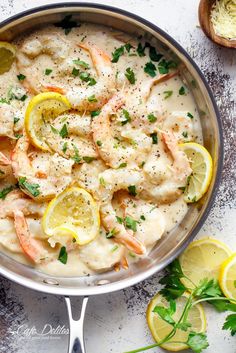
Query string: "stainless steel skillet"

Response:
xmin=0 ymin=3 xmax=223 ymax=353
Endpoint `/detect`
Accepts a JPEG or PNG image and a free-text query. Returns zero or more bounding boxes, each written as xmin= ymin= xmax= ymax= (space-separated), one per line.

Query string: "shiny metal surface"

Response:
xmin=0 ymin=3 xmax=223 ymax=296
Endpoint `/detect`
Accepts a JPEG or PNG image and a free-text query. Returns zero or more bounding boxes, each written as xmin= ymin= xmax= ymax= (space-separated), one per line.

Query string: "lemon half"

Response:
xmin=43 ymin=187 xmax=100 ymax=245
xmin=147 ymin=292 xmax=206 ymax=351
xmin=25 ymin=92 xmax=71 ymax=151
xmin=179 ymin=142 xmax=213 ymax=203
xmin=179 ymin=238 xmax=232 ymax=289
xmin=219 ymin=253 xmax=236 ymax=300
xmin=0 ymin=42 xmax=16 ymax=74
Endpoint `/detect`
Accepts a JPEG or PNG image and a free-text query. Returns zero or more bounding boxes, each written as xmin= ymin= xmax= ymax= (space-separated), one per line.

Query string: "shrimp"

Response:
xmin=97 ymin=168 xmax=146 ymax=255
xmin=0 ymin=104 xmax=18 ymax=138
xmin=16 ymin=31 xmax=70 ymax=94
xmin=11 ymin=134 xmax=74 ymax=200
xmin=161 ymin=111 xmax=195 ymax=142
xmin=92 ymin=94 xmax=152 ymax=168
xmin=141 ymin=131 xmax=192 ymax=203
xmin=66 ymin=41 xmax=115 ymax=110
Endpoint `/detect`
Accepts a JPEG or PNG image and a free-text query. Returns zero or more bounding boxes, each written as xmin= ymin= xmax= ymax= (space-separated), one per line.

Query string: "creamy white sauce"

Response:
xmin=0 ymin=23 xmax=203 ymax=277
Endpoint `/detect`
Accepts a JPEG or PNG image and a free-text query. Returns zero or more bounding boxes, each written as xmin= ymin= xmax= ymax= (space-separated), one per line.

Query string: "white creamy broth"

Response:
xmin=0 ymin=22 xmax=203 ymax=277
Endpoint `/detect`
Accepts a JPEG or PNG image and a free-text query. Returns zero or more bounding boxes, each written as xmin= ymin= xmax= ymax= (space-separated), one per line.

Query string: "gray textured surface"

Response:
xmin=0 ymin=1 xmax=236 ymax=352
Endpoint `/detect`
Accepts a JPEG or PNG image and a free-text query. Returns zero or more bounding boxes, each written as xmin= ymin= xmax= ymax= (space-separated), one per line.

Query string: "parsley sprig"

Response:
xmin=125 ymin=259 xmax=236 ymax=353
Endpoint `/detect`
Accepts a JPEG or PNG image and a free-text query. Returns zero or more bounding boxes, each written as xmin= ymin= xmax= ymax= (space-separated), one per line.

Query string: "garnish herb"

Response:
xmin=118 ymin=163 xmax=127 ymax=168
xmin=137 ymin=42 xmax=147 ymax=57
xmin=106 ymin=228 xmax=117 ymax=239
xmin=99 ymin=177 xmax=106 ymax=186
xmin=18 ymin=177 xmax=40 ymax=197
xmin=13 ymin=117 xmax=20 ymax=124
xmin=58 ymin=246 xmax=68 ymax=264
xmin=83 ymin=156 xmax=95 ymax=163
xmin=187 ymin=112 xmax=194 ymax=119
xmin=14 ymin=133 xmax=23 ymax=140
xmin=121 ymin=109 xmax=131 ymax=125
xmin=96 ymin=140 xmax=102 ymax=146
xmin=45 ymin=69 xmax=52 ymax=76
xmin=50 ymin=125 xmax=58 ymax=134
xmin=163 ymin=90 xmax=173 ymax=99
xmin=62 ymin=142 xmax=68 ymax=153
xmin=124 ymin=216 xmax=138 ymax=232
xmin=73 ymin=59 xmax=90 ymax=69
xmin=87 ymin=94 xmax=97 ymax=102
xmin=149 ymin=46 xmax=163 ymax=62
xmin=17 ymin=74 xmax=26 ymax=81
xmin=150 ymin=132 xmax=158 ymax=144
xmin=128 ymin=185 xmax=137 ymax=197
xmin=0 ymin=98 xmax=9 ymax=104
xmin=91 ymin=110 xmax=101 ymax=118
xmin=125 ymin=68 xmax=136 ymax=84
xmin=140 ymin=215 xmax=146 ymax=221
xmin=79 ymin=72 xmax=96 ymax=86
xmin=0 ymin=185 xmax=14 ymax=200
xmin=111 ymin=245 xmax=119 ymax=252
xmin=116 ymin=216 xmax=123 ymax=224
xmin=54 ymin=15 xmax=79 ymax=35
xmin=111 ymin=43 xmax=132 ymax=63
xmin=158 ymin=59 xmax=178 ymax=74
xmin=179 ymin=86 xmax=186 ymax=95
xmin=125 ymin=259 xmax=236 ymax=353
xmin=72 ymin=67 xmax=79 ymax=77
xmin=144 ymin=61 xmax=157 ymax=77
xmin=147 ymin=113 xmax=157 ymax=123
xmin=59 ymin=124 xmax=68 ymax=138
xmin=71 ymin=144 xmax=81 ymax=164
xmin=182 ymin=131 xmax=188 ymax=138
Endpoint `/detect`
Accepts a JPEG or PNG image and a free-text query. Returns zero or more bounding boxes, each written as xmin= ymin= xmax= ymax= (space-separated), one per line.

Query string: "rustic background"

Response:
xmin=0 ymin=0 xmax=235 ymax=352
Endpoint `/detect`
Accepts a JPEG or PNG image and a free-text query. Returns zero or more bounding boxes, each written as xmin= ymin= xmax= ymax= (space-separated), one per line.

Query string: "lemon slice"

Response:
xmin=179 ymin=238 xmax=232 ymax=289
xmin=42 ymin=187 xmax=100 ymax=245
xmin=147 ymin=292 xmax=206 ymax=351
xmin=179 ymin=142 xmax=213 ymax=203
xmin=0 ymin=42 xmax=16 ymax=74
xmin=25 ymin=92 xmax=71 ymax=151
xmin=219 ymin=253 xmax=236 ymax=300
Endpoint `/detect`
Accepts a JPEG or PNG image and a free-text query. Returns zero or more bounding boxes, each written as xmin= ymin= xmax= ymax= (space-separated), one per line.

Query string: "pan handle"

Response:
xmin=65 ymin=296 xmax=89 ymax=353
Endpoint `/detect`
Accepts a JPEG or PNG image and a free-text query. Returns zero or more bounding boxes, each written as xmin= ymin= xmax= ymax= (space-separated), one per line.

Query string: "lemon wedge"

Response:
xmin=147 ymin=292 xmax=206 ymax=351
xmin=25 ymin=92 xmax=71 ymax=151
xmin=42 ymin=187 xmax=100 ymax=245
xmin=219 ymin=253 xmax=236 ymax=300
xmin=179 ymin=142 xmax=213 ymax=203
xmin=179 ymin=238 xmax=232 ymax=289
xmin=0 ymin=42 xmax=16 ymax=74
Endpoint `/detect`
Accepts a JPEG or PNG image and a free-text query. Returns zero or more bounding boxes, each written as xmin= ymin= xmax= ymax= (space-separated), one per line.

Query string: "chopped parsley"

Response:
xmin=91 ymin=110 xmax=101 ymax=118
xmin=58 ymin=246 xmax=68 ymax=264
xmin=50 ymin=125 xmax=58 ymax=134
xmin=149 ymin=46 xmax=163 ymax=62
xmin=106 ymin=228 xmax=117 ymax=239
xmin=111 ymin=245 xmax=119 ymax=252
xmin=87 ymin=94 xmax=97 ymax=102
xmin=83 ymin=156 xmax=95 ymax=163
xmin=99 ymin=177 xmax=106 ymax=186
xmin=187 ymin=112 xmax=194 ymax=119
xmin=17 ymin=74 xmax=26 ymax=81
xmin=0 ymin=185 xmax=14 ymax=200
xmin=79 ymin=72 xmax=96 ymax=86
xmin=96 ymin=140 xmax=102 ymax=146
xmin=150 ymin=132 xmax=158 ymax=144
xmin=147 ymin=113 xmax=157 ymax=123
xmin=14 ymin=133 xmax=23 ymax=139
xmin=118 ymin=162 xmax=127 ymax=168
xmin=71 ymin=144 xmax=81 ymax=164
xmin=179 ymin=86 xmax=186 ymax=95
xmin=45 ymin=69 xmax=52 ymax=76
xmin=54 ymin=15 xmax=79 ymax=35
xmin=125 ymin=67 xmax=136 ymax=84
xmin=111 ymin=43 xmax=132 ymax=63
xmin=18 ymin=177 xmax=40 ymax=197
xmin=0 ymin=98 xmax=9 ymax=104
xmin=163 ymin=90 xmax=173 ymax=99
xmin=59 ymin=124 xmax=68 ymax=138
xmin=128 ymin=185 xmax=137 ymax=197
xmin=72 ymin=67 xmax=79 ymax=77
xmin=125 ymin=216 xmax=138 ymax=232
xmin=13 ymin=117 xmax=20 ymax=124
xmin=62 ymin=142 xmax=68 ymax=153
xmin=116 ymin=216 xmax=123 ymax=224
xmin=144 ymin=61 xmax=157 ymax=77
xmin=73 ymin=58 xmax=90 ymax=69
xmin=137 ymin=42 xmax=147 ymax=57
xmin=121 ymin=109 xmax=131 ymax=125
xmin=158 ymin=59 xmax=178 ymax=74
xmin=182 ymin=131 xmax=188 ymax=138
xmin=140 ymin=215 xmax=146 ymax=221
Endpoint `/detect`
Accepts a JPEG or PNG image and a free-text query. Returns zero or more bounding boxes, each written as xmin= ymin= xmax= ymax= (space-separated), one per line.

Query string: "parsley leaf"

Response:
xmin=17 ymin=74 xmax=26 ymax=81
xmin=73 ymin=58 xmax=90 ymax=69
xmin=45 ymin=68 xmax=52 ymax=76
xmin=111 ymin=43 xmax=132 ymax=63
xmin=91 ymin=110 xmax=101 ymax=118
xmin=88 ymin=94 xmax=97 ymax=102
xmin=158 ymin=59 xmax=177 ymax=74
xmin=118 ymin=162 xmax=127 ymax=168
xmin=153 ymin=300 xmax=176 ymax=326
xmin=0 ymin=185 xmax=14 ymax=200
xmin=72 ymin=67 xmax=79 ymax=77
xmin=116 ymin=216 xmax=123 ymax=224
xmin=147 ymin=113 xmax=157 ymax=123
xmin=96 ymin=140 xmax=102 ymax=146
xmin=55 ymin=15 xmax=79 ymax=35
xmin=13 ymin=117 xmax=20 ymax=124
xmin=125 ymin=216 xmax=138 ymax=232
xmin=59 ymin=124 xmax=68 ymax=138
xmin=223 ymin=314 xmax=236 ymax=335
xmin=182 ymin=131 xmax=188 ymax=138
xmin=179 ymin=86 xmax=186 ymax=95
xmin=149 ymin=46 xmax=163 ymax=62
xmin=18 ymin=177 xmax=40 ymax=197
xmin=187 ymin=112 xmax=194 ymax=119
xmin=164 ymin=90 xmax=173 ymax=99
xmin=58 ymin=246 xmax=68 ymax=264
xmin=121 ymin=109 xmax=131 ymax=125
xmin=62 ymin=142 xmax=68 ymax=153
xmin=187 ymin=332 xmax=209 ymax=353
xmin=125 ymin=67 xmax=136 ymax=84
xmin=71 ymin=144 xmax=81 ymax=164
xmin=137 ymin=42 xmax=147 ymax=57
xmin=144 ymin=61 xmax=157 ymax=77
xmin=150 ymin=132 xmax=158 ymax=144
xmin=128 ymin=185 xmax=137 ymax=197
xmin=106 ymin=228 xmax=117 ymax=239
xmin=83 ymin=156 xmax=95 ymax=163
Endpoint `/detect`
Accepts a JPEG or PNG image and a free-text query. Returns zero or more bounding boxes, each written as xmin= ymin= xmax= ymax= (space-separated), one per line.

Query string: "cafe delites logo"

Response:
xmin=9 ymin=324 xmax=69 ymax=340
